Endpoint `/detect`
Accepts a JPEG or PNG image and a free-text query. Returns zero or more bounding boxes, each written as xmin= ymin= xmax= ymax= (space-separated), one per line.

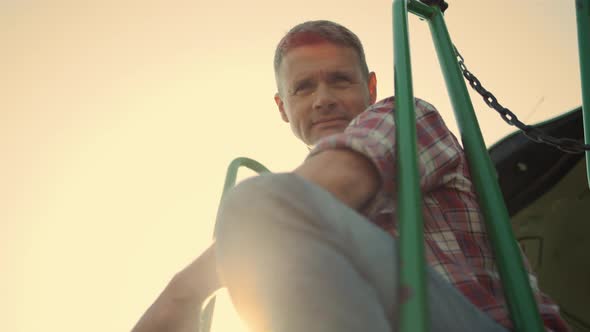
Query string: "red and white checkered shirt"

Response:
xmin=309 ymin=96 xmax=568 ymax=331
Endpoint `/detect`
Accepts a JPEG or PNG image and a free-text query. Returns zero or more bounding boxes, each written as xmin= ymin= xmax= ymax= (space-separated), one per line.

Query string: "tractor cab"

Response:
xmin=491 ymin=107 xmax=589 ymax=331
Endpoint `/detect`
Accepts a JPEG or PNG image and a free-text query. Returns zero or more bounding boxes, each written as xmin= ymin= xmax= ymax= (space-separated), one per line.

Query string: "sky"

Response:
xmin=1 ymin=0 xmax=583 ymax=331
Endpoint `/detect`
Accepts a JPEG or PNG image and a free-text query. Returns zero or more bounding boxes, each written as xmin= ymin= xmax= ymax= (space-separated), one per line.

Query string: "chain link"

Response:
xmin=453 ymin=45 xmax=590 ymax=154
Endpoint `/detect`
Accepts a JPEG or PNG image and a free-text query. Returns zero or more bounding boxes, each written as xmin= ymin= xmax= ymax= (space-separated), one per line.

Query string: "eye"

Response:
xmin=293 ymin=81 xmax=313 ymax=95
xmin=331 ymin=74 xmax=353 ymax=87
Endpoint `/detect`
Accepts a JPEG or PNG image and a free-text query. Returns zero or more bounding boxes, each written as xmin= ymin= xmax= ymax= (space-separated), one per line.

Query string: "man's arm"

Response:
xmin=131 ymin=243 xmax=221 ymax=332
xmin=294 ymin=149 xmax=379 ymax=211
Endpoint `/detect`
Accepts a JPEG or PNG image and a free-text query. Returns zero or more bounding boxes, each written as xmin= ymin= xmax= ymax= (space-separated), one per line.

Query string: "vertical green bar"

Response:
xmin=426 ymin=7 xmax=544 ymax=332
xmin=576 ymin=0 xmax=590 ymax=188
xmin=392 ymin=1 xmax=428 ymax=332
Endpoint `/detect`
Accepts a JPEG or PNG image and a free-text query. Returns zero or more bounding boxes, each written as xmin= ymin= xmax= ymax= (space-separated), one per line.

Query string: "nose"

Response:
xmin=312 ymin=83 xmax=337 ymax=112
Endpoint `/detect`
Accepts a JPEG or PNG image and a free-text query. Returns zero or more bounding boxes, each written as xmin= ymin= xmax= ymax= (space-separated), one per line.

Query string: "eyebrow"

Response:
xmin=327 ymin=70 xmax=353 ymax=79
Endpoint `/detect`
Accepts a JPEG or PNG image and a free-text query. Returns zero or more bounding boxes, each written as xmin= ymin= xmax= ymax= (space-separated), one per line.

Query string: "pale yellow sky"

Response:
xmin=1 ymin=1 xmax=582 ymax=331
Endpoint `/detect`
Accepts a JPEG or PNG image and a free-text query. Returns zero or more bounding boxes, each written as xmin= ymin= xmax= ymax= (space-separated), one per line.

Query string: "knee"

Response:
xmin=215 ymin=174 xmax=280 ymax=240
xmin=216 ymin=173 xmax=316 ymax=234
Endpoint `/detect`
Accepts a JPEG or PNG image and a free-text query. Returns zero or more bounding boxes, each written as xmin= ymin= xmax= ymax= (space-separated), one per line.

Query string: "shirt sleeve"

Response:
xmin=308 ymin=97 xmax=464 ymax=216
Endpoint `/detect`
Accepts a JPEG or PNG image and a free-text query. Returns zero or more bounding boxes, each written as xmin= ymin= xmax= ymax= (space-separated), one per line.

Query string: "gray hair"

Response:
xmin=273 ymin=20 xmax=370 ymax=89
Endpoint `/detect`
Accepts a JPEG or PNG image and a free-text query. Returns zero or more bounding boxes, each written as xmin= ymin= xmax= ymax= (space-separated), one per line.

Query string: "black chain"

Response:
xmin=453 ymin=45 xmax=590 ymax=154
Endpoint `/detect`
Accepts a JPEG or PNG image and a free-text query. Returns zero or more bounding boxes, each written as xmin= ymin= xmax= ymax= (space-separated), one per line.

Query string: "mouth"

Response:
xmin=312 ymin=118 xmax=350 ymax=128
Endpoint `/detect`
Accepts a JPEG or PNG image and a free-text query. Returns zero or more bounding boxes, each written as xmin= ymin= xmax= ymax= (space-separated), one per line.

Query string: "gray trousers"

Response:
xmin=215 ymin=173 xmax=508 ymax=332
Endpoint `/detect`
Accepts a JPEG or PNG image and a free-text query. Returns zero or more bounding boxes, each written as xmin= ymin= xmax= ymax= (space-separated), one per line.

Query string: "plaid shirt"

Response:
xmin=309 ymin=97 xmax=568 ymax=331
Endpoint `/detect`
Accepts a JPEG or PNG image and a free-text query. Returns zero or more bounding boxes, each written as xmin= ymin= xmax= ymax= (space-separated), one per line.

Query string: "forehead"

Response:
xmin=278 ymin=43 xmax=362 ymax=82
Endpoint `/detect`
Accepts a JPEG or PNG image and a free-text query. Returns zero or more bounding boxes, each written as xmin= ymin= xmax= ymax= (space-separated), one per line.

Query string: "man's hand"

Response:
xmin=131 ymin=243 xmax=220 ymax=332
xmin=294 ymin=149 xmax=380 ymax=211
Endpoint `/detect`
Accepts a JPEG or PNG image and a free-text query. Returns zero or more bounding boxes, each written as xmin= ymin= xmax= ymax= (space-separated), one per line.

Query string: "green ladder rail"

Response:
xmin=395 ymin=0 xmax=542 ymax=330
xmin=577 ymin=0 xmax=590 ymax=188
xmin=392 ymin=1 xmax=428 ymax=331
xmin=199 ymin=1 xmax=590 ymax=331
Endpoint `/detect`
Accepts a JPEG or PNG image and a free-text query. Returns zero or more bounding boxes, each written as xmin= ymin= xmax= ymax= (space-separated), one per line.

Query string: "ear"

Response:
xmin=367 ymin=72 xmax=377 ymax=105
xmin=274 ymin=92 xmax=289 ymax=123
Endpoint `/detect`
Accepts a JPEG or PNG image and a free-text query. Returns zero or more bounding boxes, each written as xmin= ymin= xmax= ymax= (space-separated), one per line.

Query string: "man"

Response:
xmin=132 ymin=20 xmax=568 ymax=332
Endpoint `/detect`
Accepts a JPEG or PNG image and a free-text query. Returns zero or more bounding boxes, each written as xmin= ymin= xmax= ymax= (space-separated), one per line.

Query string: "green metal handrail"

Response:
xmin=396 ymin=0 xmax=590 ymax=331
xmin=219 ymin=157 xmax=271 ymax=197
xmin=576 ymin=0 xmax=590 ymax=188
xmin=392 ymin=1 xmax=428 ymax=332
xmin=395 ymin=0 xmax=544 ymax=330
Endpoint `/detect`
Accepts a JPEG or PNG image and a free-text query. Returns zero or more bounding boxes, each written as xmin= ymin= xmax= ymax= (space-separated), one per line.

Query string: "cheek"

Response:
xmin=289 ymin=101 xmax=312 ymax=122
xmin=285 ymin=105 xmax=310 ymax=138
xmin=346 ymin=93 xmax=371 ymax=116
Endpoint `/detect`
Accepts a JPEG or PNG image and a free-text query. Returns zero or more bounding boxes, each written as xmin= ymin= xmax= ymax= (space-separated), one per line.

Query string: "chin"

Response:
xmin=312 ymin=128 xmax=345 ymax=142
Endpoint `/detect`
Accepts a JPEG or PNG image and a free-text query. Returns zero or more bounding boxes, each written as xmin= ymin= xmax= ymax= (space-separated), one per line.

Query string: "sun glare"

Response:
xmin=210 ymin=289 xmax=251 ymax=332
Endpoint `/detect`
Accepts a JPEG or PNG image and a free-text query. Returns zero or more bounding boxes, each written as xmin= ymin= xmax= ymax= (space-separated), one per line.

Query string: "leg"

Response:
xmin=214 ymin=173 xmax=507 ymax=332
xmin=215 ymin=173 xmax=395 ymax=332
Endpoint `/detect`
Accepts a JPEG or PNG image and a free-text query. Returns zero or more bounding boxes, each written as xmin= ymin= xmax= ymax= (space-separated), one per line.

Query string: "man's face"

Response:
xmin=274 ymin=43 xmax=377 ymax=146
